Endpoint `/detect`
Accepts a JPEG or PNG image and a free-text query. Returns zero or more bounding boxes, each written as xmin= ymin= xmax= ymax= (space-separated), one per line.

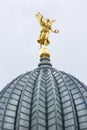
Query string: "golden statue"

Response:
xmin=36 ymin=12 xmax=59 ymax=48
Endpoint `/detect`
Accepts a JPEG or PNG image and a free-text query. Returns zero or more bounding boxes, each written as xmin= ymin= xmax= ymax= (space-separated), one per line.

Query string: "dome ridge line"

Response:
xmin=44 ymin=70 xmax=48 ymax=130
xmin=0 ymin=74 xmax=24 ymax=130
xmin=70 ymin=75 xmax=87 ymax=91
xmin=34 ymin=69 xmax=46 ymax=130
xmin=62 ymin=72 xmax=87 ymax=108
xmin=15 ymin=71 xmax=38 ymax=130
xmin=28 ymin=71 xmax=40 ymax=130
xmin=47 ymin=69 xmax=60 ymax=130
xmin=0 ymin=75 xmax=22 ymax=99
xmin=51 ymin=70 xmax=65 ymax=129
xmin=53 ymin=70 xmax=79 ymax=130
xmin=36 ymin=69 xmax=42 ymax=130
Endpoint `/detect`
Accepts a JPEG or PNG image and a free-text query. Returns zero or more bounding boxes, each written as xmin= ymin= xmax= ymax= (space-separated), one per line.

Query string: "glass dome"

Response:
xmin=0 ymin=58 xmax=87 ymax=130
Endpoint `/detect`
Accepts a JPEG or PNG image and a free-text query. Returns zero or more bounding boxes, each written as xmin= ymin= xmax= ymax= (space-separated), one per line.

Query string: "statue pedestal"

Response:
xmin=39 ymin=48 xmax=51 ymax=58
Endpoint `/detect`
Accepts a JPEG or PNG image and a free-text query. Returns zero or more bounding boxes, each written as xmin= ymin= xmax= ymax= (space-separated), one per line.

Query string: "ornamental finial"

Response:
xmin=35 ymin=12 xmax=59 ymax=58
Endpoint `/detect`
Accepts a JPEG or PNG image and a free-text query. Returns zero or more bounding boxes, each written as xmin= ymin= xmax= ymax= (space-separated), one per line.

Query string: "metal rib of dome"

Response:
xmin=0 ymin=58 xmax=87 ymax=130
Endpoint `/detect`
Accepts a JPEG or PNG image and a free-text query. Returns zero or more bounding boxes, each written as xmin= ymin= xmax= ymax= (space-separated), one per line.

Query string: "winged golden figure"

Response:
xmin=36 ymin=12 xmax=59 ymax=48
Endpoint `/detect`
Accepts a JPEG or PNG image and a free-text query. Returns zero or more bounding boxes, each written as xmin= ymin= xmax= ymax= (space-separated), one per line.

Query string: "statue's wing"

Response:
xmin=50 ymin=20 xmax=56 ymax=25
xmin=35 ymin=13 xmax=41 ymax=22
xmin=35 ymin=12 xmax=46 ymax=24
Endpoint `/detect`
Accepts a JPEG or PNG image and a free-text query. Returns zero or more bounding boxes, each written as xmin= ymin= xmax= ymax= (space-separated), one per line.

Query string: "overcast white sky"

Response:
xmin=0 ymin=0 xmax=87 ymax=91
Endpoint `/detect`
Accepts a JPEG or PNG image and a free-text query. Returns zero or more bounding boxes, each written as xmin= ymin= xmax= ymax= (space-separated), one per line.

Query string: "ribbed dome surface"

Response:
xmin=0 ymin=58 xmax=87 ymax=130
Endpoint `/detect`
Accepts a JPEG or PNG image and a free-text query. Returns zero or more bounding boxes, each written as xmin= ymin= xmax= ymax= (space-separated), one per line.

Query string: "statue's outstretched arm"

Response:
xmin=51 ymin=29 xmax=59 ymax=33
xmin=50 ymin=20 xmax=59 ymax=33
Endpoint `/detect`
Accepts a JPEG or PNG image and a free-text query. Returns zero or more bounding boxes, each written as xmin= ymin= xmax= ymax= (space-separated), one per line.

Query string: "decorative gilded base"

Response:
xmin=39 ymin=48 xmax=51 ymax=58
